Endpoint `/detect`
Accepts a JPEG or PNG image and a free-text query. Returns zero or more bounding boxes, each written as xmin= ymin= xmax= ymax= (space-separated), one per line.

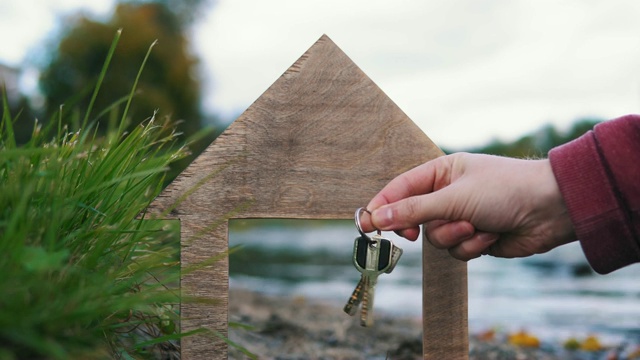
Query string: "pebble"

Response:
xmin=226 ymin=289 xmax=634 ymax=360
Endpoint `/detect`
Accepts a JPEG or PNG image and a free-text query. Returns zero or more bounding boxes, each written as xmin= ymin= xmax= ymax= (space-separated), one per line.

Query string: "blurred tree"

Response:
xmin=39 ymin=2 xmax=205 ymax=138
xmin=462 ymin=118 xmax=602 ymax=158
xmin=122 ymin=0 xmax=213 ymax=25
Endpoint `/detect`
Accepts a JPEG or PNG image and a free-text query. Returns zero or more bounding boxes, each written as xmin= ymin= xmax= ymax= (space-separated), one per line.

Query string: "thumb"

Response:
xmin=370 ymin=189 xmax=455 ymax=231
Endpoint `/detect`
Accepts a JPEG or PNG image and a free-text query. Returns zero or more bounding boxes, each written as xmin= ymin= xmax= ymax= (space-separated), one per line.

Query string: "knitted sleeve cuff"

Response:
xmin=548 ymin=122 xmax=639 ymax=274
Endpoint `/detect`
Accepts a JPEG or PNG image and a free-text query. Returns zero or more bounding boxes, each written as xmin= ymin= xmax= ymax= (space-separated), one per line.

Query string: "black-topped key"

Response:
xmin=343 ymin=208 xmax=403 ymax=326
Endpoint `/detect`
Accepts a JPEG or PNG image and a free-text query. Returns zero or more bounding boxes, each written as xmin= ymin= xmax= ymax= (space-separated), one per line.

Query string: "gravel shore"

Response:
xmin=227 ymin=288 xmax=604 ymax=360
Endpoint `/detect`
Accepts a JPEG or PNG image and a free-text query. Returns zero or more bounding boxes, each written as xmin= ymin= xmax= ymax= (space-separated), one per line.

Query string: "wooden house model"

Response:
xmin=148 ymin=35 xmax=468 ymax=359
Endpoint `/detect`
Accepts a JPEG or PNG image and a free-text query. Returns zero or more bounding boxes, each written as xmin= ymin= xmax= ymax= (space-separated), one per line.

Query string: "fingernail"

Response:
xmin=373 ymin=207 xmax=393 ymax=228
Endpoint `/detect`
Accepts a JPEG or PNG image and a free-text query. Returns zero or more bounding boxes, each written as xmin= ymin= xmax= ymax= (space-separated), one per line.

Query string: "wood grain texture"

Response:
xmin=147 ymin=34 xmax=467 ymax=359
xmin=423 ymin=238 xmax=469 ymax=359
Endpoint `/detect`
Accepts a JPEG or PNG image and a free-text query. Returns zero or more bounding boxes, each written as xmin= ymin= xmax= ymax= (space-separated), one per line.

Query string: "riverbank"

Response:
xmin=227 ymin=288 xmax=638 ymax=359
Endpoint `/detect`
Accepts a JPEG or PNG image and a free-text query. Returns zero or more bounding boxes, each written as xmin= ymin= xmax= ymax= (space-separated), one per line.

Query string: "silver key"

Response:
xmin=344 ymin=208 xmax=403 ymax=326
xmin=344 ymin=244 xmax=402 ymax=317
xmin=385 ymin=242 xmax=403 ymax=274
xmin=354 ymin=235 xmax=392 ymax=326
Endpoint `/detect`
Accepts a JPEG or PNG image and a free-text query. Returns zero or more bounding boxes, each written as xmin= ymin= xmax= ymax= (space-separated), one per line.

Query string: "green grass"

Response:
xmin=0 ymin=100 xmax=189 ymax=359
xmin=0 ymin=29 xmax=259 ymax=360
xmin=0 ymin=32 xmax=191 ymax=359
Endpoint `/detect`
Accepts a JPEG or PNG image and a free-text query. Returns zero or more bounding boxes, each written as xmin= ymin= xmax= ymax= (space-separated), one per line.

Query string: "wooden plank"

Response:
xmin=423 ymin=241 xmax=469 ymax=359
xmin=147 ymin=34 xmax=467 ymax=359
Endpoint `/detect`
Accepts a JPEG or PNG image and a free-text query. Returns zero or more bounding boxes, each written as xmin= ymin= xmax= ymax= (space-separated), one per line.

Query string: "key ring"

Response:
xmin=355 ymin=207 xmax=381 ymax=237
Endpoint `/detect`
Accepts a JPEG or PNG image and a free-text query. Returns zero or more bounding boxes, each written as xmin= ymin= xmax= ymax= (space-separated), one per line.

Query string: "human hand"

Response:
xmin=361 ymin=153 xmax=576 ymax=261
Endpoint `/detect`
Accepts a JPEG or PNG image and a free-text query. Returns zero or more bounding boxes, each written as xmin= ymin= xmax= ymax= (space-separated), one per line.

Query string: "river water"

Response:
xmin=229 ymin=219 xmax=640 ymax=344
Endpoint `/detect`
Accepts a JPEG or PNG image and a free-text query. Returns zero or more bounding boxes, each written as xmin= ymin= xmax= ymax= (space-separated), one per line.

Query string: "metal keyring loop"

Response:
xmin=354 ymin=207 xmax=381 ymax=237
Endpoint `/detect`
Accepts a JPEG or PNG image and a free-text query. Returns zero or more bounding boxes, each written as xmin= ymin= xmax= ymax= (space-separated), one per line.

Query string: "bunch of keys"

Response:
xmin=343 ymin=207 xmax=403 ymax=327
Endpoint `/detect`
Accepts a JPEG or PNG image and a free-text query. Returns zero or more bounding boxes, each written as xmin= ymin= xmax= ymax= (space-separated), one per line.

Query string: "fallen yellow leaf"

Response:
xmin=580 ymin=335 xmax=603 ymax=352
xmin=508 ymin=329 xmax=540 ymax=348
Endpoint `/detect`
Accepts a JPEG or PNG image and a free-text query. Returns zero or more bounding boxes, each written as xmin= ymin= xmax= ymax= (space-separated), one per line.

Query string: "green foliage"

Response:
xmin=0 ymin=33 xmax=192 ymax=359
xmin=36 ymin=2 xmax=224 ymax=182
xmin=1 ymin=95 xmax=37 ymax=146
xmin=39 ymin=2 xmax=204 ymax=139
xmin=0 ymin=30 xmax=255 ymax=359
xmin=0 ymin=106 xmax=187 ymax=359
xmin=463 ymin=118 xmax=603 ymax=158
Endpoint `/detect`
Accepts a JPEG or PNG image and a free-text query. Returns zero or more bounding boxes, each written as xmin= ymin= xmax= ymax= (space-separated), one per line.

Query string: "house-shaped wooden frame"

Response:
xmin=148 ymin=35 xmax=468 ymax=359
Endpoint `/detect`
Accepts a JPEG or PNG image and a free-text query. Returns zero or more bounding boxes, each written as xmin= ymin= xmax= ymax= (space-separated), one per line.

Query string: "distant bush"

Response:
xmin=463 ymin=119 xmax=602 ymax=158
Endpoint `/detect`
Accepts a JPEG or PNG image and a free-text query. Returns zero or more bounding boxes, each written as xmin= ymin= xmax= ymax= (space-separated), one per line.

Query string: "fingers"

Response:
xmin=369 ymin=188 xmax=455 ymax=231
xmin=447 ymin=232 xmax=499 ymax=261
xmin=357 ymin=210 xmax=376 ymax=233
xmin=395 ymin=227 xmax=420 ymax=241
xmin=366 ymin=156 xmax=452 ymax=211
xmin=424 ymin=220 xmax=475 ymax=248
xmin=357 ymin=211 xmax=420 ymax=241
xmin=424 ymin=220 xmax=498 ymax=261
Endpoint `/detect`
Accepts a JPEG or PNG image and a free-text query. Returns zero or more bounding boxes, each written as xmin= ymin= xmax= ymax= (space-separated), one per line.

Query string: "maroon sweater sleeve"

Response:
xmin=548 ymin=114 xmax=640 ymax=274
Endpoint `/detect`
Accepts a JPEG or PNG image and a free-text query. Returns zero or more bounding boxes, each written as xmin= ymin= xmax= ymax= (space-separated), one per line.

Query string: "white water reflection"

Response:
xmin=229 ymin=220 xmax=640 ymax=342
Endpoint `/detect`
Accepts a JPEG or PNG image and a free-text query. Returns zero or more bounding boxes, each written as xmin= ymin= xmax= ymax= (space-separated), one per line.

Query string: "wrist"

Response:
xmin=532 ymin=159 xmax=576 ymax=251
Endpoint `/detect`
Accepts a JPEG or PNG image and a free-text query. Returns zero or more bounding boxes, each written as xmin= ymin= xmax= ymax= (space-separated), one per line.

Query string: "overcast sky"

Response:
xmin=2 ymin=0 xmax=640 ymax=149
